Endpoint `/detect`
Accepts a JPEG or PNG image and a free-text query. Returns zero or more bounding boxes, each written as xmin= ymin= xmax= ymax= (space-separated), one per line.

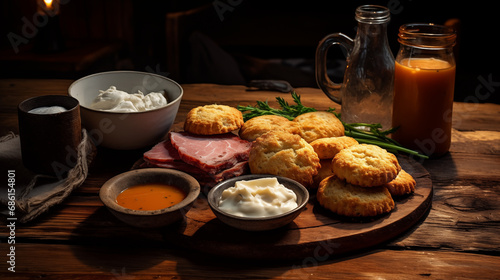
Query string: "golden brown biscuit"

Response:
xmin=332 ymin=144 xmax=401 ymax=187
xmin=249 ymin=130 xmax=320 ymax=188
xmin=239 ymin=115 xmax=300 ymax=141
xmin=310 ymin=136 xmax=359 ymax=159
xmin=293 ymin=111 xmax=344 ymax=143
xmin=384 ymin=169 xmax=416 ymax=196
xmin=184 ymin=104 xmax=244 ymax=135
xmin=317 ymin=175 xmax=395 ymax=217
xmin=313 ymin=159 xmax=334 ymax=188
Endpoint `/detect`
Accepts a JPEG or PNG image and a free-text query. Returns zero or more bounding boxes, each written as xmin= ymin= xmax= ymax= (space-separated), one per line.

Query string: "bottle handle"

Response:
xmin=315 ymin=33 xmax=354 ymax=105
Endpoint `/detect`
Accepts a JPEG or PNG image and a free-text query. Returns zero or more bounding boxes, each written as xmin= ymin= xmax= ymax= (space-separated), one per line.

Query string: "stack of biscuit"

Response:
xmin=310 ymin=136 xmax=359 ymax=186
xmin=317 ymin=144 xmax=416 ymax=217
xmin=244 ymin=112 xmax=345 ymax=188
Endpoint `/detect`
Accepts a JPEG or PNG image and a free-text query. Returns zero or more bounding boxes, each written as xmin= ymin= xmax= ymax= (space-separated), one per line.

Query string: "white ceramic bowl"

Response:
xmin=68 ymin=71 xmax=183 ymax=150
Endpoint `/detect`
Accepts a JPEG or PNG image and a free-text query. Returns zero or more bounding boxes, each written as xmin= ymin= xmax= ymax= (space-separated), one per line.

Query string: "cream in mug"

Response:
xmin=28 ymin=106 xmax=68 ymax=114
xmin=218 ymin=177 xmax=298 ymax=217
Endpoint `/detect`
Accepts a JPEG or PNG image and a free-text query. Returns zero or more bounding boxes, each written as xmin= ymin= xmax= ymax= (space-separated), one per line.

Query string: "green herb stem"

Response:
xmin=345 ymin=130 xmax=386 ymax=142
xmin=354 ymin=138 xmax=429 ymax=159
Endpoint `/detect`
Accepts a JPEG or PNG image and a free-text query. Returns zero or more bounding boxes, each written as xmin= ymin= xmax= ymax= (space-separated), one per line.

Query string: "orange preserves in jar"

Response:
xmin=392 ymin=57 xmax=456 ymax=156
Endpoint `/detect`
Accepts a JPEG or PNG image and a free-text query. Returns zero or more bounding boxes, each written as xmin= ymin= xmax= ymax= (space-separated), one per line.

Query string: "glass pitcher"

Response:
xmin=315 ymin=5 xmax=395 ymax=129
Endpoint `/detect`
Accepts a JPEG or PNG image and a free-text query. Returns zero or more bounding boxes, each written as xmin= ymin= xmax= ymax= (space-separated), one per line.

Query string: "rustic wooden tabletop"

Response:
xmin=0 ymin=79 xmax=499 ymax=279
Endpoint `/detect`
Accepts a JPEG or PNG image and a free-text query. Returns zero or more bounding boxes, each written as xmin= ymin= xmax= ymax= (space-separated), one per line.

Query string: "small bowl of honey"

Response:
xmin=99 ymin=168 xmax=200 ymax=228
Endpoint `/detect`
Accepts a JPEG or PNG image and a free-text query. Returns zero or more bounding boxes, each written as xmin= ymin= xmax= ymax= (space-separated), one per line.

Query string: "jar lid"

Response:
xmin=398 ymin=23 xmax=456 ymax=49
xmin=355 ymin=5 xmax=390 ymax=24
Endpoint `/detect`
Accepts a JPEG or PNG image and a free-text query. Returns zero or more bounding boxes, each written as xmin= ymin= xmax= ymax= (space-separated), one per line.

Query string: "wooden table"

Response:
xmin=0 ymin=79 xmax=499 ymax=279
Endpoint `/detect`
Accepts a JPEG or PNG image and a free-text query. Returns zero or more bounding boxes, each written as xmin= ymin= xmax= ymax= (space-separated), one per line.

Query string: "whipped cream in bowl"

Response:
xmin=218 ymin=177 xmax=298 ymax=218
xmin=208 ymin=174 xmax=309 ymax=231
xmin=90 ymin=86 xmax=168 ymax=113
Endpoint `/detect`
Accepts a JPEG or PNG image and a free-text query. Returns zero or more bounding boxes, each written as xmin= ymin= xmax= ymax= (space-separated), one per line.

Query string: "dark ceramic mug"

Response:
xmin=18 ymin=95 xmax=81 ymax=177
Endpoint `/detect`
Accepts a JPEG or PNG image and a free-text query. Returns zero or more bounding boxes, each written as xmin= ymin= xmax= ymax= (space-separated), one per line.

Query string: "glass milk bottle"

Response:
xmin=391 ymin=23 xmax=457 ymax=157
xmin=316 ymin=5 xmax=395 ymax=129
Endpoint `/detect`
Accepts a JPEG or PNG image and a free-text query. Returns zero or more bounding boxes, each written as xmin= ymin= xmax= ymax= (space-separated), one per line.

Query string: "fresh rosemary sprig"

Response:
xmin=238 ymin=92 xmax=429 ymax=159
xmin=238 ymin=92 xmax=316 ymax=121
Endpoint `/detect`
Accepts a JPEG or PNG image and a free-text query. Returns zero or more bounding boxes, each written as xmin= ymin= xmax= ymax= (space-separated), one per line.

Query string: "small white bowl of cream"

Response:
xmin=208 ymin=175 xmax=309 ymax=231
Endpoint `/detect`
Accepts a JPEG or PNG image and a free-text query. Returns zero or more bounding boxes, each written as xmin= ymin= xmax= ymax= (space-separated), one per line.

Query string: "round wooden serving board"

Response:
xmin=162 ymin=155 xmax=433 ymax=260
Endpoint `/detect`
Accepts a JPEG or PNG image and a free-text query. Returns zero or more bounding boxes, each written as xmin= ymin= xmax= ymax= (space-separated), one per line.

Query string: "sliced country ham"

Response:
xmin=215 ymin=161 xmax=249 ymax=182
xmin=169 ymin=132 xmax=252 ymax=174
xmin=142 ymin=131 xmax=252 ymax=187
xmin=144 ymin=139 xmax=181 ymax=163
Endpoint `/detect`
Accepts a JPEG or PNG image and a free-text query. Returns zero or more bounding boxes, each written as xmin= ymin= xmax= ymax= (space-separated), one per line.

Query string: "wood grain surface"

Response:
xmin=0 ymin=80 xmax=499 ymax=279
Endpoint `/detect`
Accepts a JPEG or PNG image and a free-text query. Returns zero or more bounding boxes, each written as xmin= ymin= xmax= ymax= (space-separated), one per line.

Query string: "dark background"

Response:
xmin=1 ymin=0 xmax=498 ymax=104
